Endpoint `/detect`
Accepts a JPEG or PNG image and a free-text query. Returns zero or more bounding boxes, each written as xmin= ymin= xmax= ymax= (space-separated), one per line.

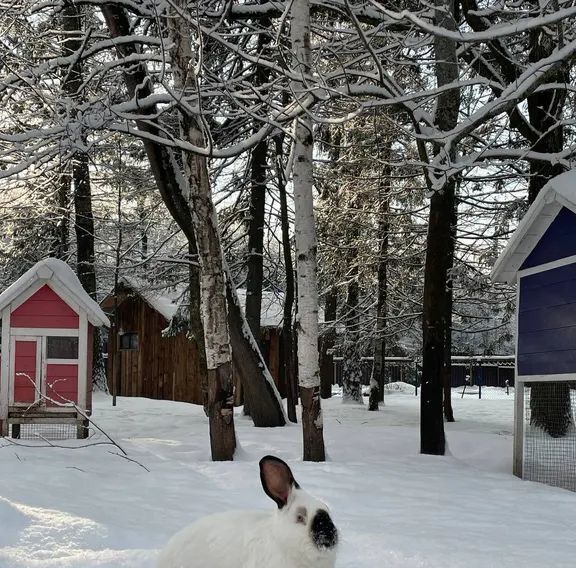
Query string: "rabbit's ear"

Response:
xmin=259 ymin=456 xmax=300 ymax=509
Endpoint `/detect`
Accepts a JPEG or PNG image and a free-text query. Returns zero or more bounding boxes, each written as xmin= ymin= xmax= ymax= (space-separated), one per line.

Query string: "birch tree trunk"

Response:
xmin=291 ymin=0 xmax=325 ymax=461
xmin=168 ymin=7 xmax=235 ymax=461
xmin=101 ymin=4 xmax=285 ymax=428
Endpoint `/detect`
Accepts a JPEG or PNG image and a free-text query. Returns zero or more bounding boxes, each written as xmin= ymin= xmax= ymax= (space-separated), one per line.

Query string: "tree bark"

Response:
xmin=291 ymin=0 xmax=325 ymax=461
xmin=342 ymin=267 xmax=363 ymax=404
xmin=421 ymin=0 xmax=460 ymax=455
xmin=245 ymin=8 xmax=272 ymax=342
xmin=52 ymin=170 xmax=70 ymax=260
xmin=167 ymin=4 xmax=236 ymax=460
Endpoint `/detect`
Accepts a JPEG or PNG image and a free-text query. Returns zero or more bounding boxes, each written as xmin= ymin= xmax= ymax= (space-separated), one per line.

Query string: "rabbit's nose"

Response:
xmin=310 ymin=510 xmax=338 ymax=549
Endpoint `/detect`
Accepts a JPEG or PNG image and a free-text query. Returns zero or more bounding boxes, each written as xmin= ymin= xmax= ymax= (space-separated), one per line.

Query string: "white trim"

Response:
xmin=46 ymin=358 xmax=79 ymax=365
xmin=77 ymin=311 xmax=88 ymax=411
xmin=11 ymin=328 xmax=79 ymax=337
xmin=492 ymin=171 xmax=576 ymax=283
xmin=513 ymin=284 xmax=522 ymax=478
xmin=518 ymin=255 xmax=576 ymax=278
xmin=38 ymin=337 xmax=45 ymax=403
xmin=0 ymin=308 xmax=11 ymax=429
xmin=514 ymin=381 xmax=524 ymax=478
xmin=516 ymin=373 xmax=576 ymax=383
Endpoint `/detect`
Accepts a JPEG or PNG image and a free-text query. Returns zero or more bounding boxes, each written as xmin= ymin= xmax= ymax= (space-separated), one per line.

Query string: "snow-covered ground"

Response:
xmin=1 ymin=384 xmax=576 ymax=568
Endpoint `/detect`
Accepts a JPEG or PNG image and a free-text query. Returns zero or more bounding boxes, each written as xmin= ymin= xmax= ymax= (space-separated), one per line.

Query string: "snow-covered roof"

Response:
xmin=112 ymin=278 xmax=291 ymax=328
xmin=116 ymin=276 xmax=186 ymax=322
xmin=0 ymin=258 xmax=110 ymax=327
xmin=235 ymin=289 xmax=285 ymax=328
xmin=491 ymin=170 xmax=576 ymax=284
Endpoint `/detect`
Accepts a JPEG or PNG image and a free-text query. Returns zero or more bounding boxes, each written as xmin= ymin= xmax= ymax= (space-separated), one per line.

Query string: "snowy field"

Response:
xmin=1 ymin=385 xmax=576 ymax=568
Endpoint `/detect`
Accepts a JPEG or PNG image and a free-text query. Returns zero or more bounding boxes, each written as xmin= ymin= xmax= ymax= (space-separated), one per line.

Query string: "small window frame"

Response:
xmin=119 ymin=332 xmax=139 ymax=351
xmin=46 ymin=336 xmax=79 ymax=360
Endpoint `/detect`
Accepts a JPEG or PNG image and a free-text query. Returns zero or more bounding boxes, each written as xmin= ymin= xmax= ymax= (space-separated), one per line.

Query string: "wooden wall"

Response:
xmin=518 ymin=262 xmax=576 ymax=376
xmin=106 ymin=291 xmax=284 ymax=406
xmin=107 ymin=294 xmax=204 ymax=404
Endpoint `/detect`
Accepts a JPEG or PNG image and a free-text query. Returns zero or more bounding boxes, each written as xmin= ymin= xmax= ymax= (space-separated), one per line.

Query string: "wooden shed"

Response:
xmin=101 ymin=280 xmax=284 ymax=404
xmin=0 ymin=258 xmax=109 ymax=438
xmin=492 ymin=170 xmax=576 ymax=490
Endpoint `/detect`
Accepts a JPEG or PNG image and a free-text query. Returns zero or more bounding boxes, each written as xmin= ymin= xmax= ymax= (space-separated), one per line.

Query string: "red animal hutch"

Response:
xmin=0 ymin=258 xmax=109 ymax=438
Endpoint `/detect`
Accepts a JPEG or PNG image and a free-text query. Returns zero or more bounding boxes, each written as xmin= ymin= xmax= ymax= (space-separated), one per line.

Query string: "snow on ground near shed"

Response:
xmin=1 ymin=386 xmax=576 ymax=568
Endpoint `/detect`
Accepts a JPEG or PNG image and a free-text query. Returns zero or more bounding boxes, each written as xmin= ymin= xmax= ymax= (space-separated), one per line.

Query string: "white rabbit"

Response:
xmin=157 ymin=455 xmax=338 ymax=568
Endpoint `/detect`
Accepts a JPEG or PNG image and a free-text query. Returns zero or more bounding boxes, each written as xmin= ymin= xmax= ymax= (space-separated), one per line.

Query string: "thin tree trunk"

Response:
xmin=291 ymin=0 xmax=325 ymax=461
xmin=276 ymin=134 xmax=298 ymax=422
xmin=245 ymin=7 xmax=272 ymax=342
xmin=369 ymin=212 xmax=389 ymax=410
xmin=320 ymin=288 xmax=337 ymax=399
xmin=369 ymin=139 xmax=391 ymax=411
xmin=421 ymin=0 xmax=460 ymax=455
xmin=167 ymin=6 xmax=235 ymax=460
xmin=243 ymin=134 xmax=267 ymax=420
xmin=61 ymin=2 xmax=104 ymax=391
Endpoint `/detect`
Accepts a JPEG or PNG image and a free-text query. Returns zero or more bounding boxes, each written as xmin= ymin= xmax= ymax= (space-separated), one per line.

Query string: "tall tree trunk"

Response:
xmin=369 ymin=138 xmax=391 ymax=411
xmin=101 ymin=4 xmax=284 ymax=427
xmin=276 ymin=134 xmax=298 ymax=422
xmin=245 ymin=6 xmax=272 ymax=342
xmin=61 ymin=1 xmax=96 ymax=297
xmin=73 ymin=153 xmax=96 ymax=298
xmin=291 ymin=0 xmax=325 ymax=461
xmin=61 ymin=2 xmax=104 ymax=390
xmin=421 ymin=0 xmax=460 ymax=455
xmin=320 ymin=287 xmax=337 ymax=399
xmin=526 ymin=5 xmax=570 ymax=436
xmin=167 ymin=4 xmax=236 ymax=460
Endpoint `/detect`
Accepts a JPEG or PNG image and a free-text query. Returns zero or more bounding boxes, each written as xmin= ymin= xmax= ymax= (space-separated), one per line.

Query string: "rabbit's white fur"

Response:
xmin=157 ymin=456 xmax=338 ymax=568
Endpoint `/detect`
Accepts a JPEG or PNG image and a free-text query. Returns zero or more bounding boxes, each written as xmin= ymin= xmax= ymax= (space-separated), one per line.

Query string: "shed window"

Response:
xmin=120 ymin=332 xmax=139 ymax=350
xmin=47 ymin=336 xmax=79 ymax=359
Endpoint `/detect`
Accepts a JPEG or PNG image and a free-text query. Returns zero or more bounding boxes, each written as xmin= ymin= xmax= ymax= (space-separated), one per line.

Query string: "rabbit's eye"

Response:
xmin=295 ymin=507 xmax=307 ymax=524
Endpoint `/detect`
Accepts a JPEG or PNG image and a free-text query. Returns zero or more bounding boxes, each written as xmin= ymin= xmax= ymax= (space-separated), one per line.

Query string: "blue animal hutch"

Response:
xmin=492 ymin=170 xmax=576 ymax=490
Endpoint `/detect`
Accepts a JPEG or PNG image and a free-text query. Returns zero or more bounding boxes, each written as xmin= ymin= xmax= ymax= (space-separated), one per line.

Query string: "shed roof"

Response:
xmin=106 ymin=278 xmax=289 ymax=328
xmin=0 ymin=258 xmax=110 ymax=327
xmin=491 ymin=170 xmax=576 ymax=284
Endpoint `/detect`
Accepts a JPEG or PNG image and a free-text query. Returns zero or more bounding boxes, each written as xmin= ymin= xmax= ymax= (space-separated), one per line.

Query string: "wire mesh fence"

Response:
xmin=523 ymin=381 xmax=576 ymax=492
xmin=8 ymin=423 xmax=81 ymax=440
